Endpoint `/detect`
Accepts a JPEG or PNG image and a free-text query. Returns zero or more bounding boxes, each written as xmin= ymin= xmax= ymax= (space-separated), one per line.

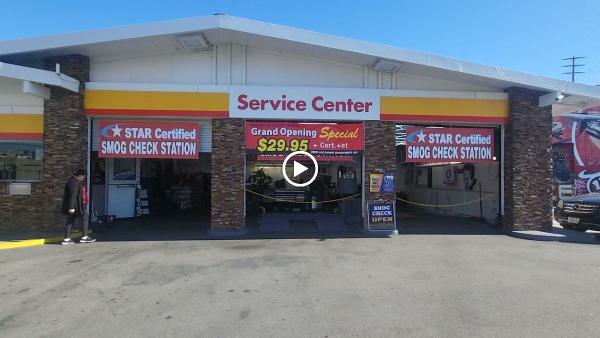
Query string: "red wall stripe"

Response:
xmin=84 ymin=108 xmax=229 ymax=118
xmin=380 ymin=114 xmax=507 ymax=124
xmin=0 ymin=132 xmax=43 ymax=141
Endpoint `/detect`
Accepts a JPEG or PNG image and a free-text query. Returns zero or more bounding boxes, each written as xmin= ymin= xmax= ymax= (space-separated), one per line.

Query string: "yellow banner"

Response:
xmin=84 ymin=90 xmax=229 ymax=117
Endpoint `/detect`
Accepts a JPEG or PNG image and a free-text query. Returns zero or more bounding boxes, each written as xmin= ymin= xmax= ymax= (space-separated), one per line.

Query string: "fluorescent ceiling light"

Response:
xmin=373 ymin=59 xmax=403 ymax=73
xmin=176 ymin=33 xmax=209 ymax=49
xmin=415 ymin=162 xmax=462 ymax=167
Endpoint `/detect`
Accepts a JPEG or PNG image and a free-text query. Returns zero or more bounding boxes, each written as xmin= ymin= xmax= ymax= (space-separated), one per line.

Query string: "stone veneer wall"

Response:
xmin=503 ymin=87 xmax=553 ymax=231
xmin=210 ymin=119 xmax=246 ymax=230
xmin=0 ymin=55 xmax=89 ymax=231
xmin=363 ymin=121 xmax=397 ymax=226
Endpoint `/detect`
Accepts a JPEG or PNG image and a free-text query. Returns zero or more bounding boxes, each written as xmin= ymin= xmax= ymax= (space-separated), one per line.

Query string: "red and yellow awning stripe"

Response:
xmin=380 ymin=96 xmax=508 ymax=124
xmin=84 ymin=90 xmax=229 ymax=118
xmin=0 ymin=114 xmax=43 ymax=141
xmin=83 ymin=89 xmax=507 ymax=124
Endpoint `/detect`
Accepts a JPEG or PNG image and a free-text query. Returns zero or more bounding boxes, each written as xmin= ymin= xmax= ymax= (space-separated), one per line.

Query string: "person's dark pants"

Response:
xmin=65 ymin=211 xmax=89 ymax=239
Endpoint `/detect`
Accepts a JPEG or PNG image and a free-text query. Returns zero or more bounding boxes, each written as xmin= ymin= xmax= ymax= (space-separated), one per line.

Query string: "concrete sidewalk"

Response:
xmin=511 ymin=223 xmax=600 ymax=244
xmin=2 ymin=230 xmax=600 ymax=337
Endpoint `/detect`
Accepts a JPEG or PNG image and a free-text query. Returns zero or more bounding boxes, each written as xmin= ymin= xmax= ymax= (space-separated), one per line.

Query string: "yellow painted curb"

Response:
xmin=0 ymin=231 xmax=84 ymax=250
xmin=0 ymin=239 xmax=46 ymax=250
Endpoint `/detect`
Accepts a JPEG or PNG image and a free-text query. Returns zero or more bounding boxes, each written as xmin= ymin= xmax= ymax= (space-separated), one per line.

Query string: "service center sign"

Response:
xmin=230 ymin=86 xmax=380 ymax=120
xmin=98 ymin=121 xmax=199 ymax=159
xmin=246 ymin=121 xmax=364 ymax=156
xmin=405 ymin=127 xmax=494 ymax=163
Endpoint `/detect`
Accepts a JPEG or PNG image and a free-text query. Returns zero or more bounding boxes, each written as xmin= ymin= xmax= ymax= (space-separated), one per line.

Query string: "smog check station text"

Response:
xmin=405 ymin=127 xmax=495 ymax=163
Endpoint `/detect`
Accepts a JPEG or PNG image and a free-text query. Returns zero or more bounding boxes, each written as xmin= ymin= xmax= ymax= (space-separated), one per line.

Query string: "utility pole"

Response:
xmin=562 ymin=56 xmax=585 ymax=82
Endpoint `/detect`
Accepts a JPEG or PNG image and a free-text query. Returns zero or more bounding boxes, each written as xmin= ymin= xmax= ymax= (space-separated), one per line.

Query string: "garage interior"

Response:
xmin=245 ymin=154 xmax=363 ymax=233
xmin=89 ymin=154 xmax=211 ymax=239
xmin=394 ymin=124 xmax=503 ymax=232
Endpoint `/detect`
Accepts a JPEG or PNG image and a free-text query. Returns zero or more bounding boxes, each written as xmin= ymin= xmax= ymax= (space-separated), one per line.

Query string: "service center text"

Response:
xmin=237 ymin=94 xmax=373 ymax=113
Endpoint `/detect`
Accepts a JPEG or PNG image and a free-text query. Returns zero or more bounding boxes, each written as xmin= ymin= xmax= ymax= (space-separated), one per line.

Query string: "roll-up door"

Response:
xmin=91 ymin=119 xmax=212 ymax=153
xmin=198 ymin=122 xmax=212 ymax=153
xmin=92 ymin=119 xmax=100 ymax=151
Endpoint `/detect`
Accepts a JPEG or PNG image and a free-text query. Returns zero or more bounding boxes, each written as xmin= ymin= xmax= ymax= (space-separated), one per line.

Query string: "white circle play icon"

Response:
xmin=282 ymin=151 xmax=319 ymax=187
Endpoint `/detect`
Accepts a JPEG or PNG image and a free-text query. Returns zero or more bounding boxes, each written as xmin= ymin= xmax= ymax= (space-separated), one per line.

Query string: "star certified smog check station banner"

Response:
xmin=405 ymin=127 xmax=494 ymax=163
xmin=98 ymin=121 xmax=199 ymax=159
xmin=245 ymin=122 xmax=364 ymax=159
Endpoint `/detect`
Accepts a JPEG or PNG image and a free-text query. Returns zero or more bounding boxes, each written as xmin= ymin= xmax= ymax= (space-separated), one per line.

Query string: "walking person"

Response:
xmin=61 ymin=169 xmax=96 ymax=245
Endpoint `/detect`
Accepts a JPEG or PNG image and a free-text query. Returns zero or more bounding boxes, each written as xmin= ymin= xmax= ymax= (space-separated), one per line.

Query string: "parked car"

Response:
xmin=555 ymin=193 xmax=600 ymax=231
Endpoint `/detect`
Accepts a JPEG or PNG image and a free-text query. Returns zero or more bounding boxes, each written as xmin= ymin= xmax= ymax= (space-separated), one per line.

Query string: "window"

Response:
xmin=112 ymin=158 xmax=136 ymax=181
xmin=0 ymin=142 xmax=43 ymax=181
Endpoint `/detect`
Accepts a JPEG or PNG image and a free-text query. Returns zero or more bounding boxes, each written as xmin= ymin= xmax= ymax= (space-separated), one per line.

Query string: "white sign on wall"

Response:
xmin=229 ymin=86 xmax=380 ymax=120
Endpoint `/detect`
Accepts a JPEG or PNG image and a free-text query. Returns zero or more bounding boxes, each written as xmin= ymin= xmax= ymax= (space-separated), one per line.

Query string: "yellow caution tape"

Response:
xmin=246 ymin=189 xmax=360 ymax=204
xmin=246 ymin=189 xmax=495 ymax=208
xmin=396 ymin=194 xmax=495 ymax=208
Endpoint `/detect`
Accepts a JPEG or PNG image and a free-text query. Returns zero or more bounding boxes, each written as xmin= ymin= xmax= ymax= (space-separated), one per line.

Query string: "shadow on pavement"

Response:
xmin=395 ymin=209 xmax=502 ymax=235
xmin=511 ymin=224 xmax=600 ymax=245
xmin=86 ymin=210 xmax=500 ymax=242
xmin=0 ymin=231 xmax=63 ymax=242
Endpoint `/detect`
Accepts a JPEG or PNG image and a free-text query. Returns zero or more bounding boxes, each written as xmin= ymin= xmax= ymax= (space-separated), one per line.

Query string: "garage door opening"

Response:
xmin=89 ymin=119 xmax=212 ymax=239
xmin=244 ymin=121 xmax=365 ymax=233
xmin=394 ymin=124 xmax=502 ymax=233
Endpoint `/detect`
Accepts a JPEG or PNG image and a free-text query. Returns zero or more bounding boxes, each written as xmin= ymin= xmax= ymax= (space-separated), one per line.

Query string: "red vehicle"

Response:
xmin=553 ymin=109 xmax=600 ymax=196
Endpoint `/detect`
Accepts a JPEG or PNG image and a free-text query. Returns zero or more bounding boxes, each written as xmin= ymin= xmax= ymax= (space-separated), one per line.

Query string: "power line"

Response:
xmin=562 ymin=56 xmax=585 ymax=82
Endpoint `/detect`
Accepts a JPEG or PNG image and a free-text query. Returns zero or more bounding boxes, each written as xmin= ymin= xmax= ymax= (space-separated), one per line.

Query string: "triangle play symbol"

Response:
xmin=293 ymin=161 xmax=308 ymax=177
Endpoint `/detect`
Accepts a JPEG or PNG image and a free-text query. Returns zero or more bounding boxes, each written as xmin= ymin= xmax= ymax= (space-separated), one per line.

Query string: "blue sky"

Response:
xmin=2 ymin=0 xmax=600 ymax=85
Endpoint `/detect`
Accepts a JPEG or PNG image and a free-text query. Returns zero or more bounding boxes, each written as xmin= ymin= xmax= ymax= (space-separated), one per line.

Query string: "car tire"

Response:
xmin=560 ymin=223 xmax=574 ymax=230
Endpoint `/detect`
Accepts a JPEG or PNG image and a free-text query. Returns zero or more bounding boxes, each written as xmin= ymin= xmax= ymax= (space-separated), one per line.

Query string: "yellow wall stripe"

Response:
xmin=380 ymin=97 xmax=508 ymax=118
xmin=0 ymin=114 xmax=43 ymax=133
xmin=84 ymin=90 xmax=229 ymax=111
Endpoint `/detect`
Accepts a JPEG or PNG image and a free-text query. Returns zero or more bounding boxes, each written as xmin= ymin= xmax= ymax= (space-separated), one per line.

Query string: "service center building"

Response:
xmin=2 ymin=15 xmax=600 ymax=234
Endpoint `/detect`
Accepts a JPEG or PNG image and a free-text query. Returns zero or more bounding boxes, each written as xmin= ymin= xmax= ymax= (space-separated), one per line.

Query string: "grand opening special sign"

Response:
xmin=405 ymin=127 xmax=494 ymax=163
xmin=98 ymin=121 xmax=199 ymax=159
xmin=246 ymin=121 xmax=364 ymax=157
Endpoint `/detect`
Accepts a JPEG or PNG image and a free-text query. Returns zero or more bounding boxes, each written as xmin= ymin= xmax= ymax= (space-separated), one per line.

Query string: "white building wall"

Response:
xmin=89 ymin=44 xmax=501 ymax=92
xmin=231 ymin=44 xmax=246 ymax=85
xmin=91 ymin=51 xmax=214 ymax=84
xmin=244 ymin=47 xmax=364 ymax=88
xmin=395 ymin=73 xmax=498 ymax=92
xmin=0 ymin=78 xmax=44 ymax=114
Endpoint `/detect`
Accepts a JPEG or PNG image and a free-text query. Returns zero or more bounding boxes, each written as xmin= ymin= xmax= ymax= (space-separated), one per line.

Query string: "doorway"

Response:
xmin=106 ymin=158 xmax=139 ymax=218
xmin=90 ymin=153 xmax=211 ymax=232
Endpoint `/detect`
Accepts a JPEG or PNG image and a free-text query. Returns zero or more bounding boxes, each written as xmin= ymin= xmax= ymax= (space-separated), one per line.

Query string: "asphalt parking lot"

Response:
xmin=1 ymin=233 xmax=599 ymax=337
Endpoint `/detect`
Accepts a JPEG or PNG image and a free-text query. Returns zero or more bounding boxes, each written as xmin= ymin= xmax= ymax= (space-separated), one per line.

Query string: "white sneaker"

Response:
xmin=61 ymin=238 xmax=74 ymax=245
xmin=80 ymin=236 xmax=96 ymax=243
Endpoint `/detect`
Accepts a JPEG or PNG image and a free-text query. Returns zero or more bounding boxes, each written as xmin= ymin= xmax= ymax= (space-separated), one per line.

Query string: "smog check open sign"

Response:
xmin=367 ymin=201 xmax=396 ymax=230
xmin=405 ymin=127 xmax=494 ymax=163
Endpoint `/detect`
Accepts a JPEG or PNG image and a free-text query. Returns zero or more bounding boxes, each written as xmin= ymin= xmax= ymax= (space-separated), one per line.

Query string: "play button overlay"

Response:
xmin=282 ymin=151 xmax=318 ymax=187
xmin=294 ymin=161 xmax=308 ymax=177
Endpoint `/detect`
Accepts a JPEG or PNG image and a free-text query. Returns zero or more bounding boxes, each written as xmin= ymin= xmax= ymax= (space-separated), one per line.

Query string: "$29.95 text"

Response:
xmin=257 ymin=138 xmax=309 ymax=152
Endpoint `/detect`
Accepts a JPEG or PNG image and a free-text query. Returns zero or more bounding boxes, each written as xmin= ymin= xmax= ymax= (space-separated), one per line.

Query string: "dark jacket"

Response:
xmin=62 ymin=177 xmax=83 ymax=215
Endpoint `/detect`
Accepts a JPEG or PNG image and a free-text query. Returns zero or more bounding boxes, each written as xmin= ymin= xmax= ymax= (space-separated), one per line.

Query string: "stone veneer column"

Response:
xmin=0 ymin=55 xmax=89 ymax=231
xmin=363 ymin=121 xmax=397 ymax=228
xmin=210 ymin=119 xmax=246 ymax=233
xmin=503 ymin=87 xmax=553 ymax=231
